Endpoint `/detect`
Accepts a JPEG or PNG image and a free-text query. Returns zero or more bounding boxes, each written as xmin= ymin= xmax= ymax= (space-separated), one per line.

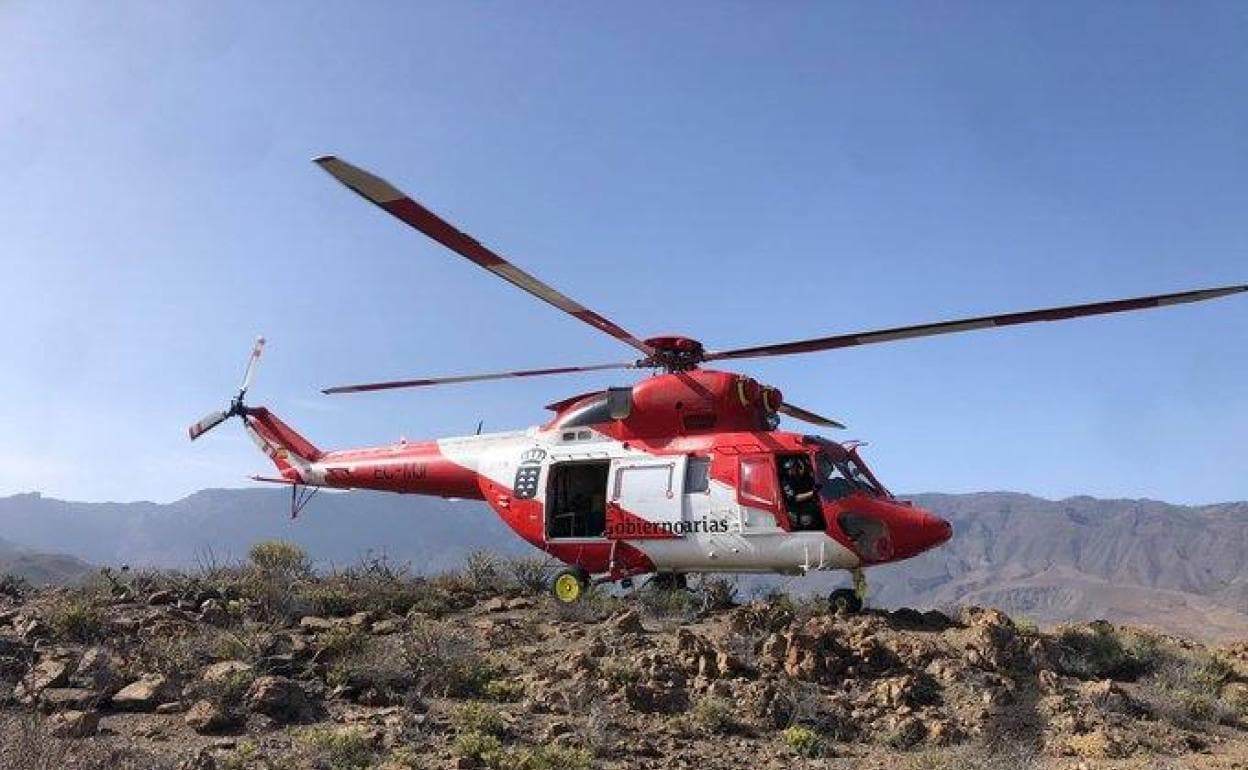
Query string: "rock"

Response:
xmin=148 ymin=590 xmax=176 ymax=605
xmin=47 ymin=709 xmax=100 ymax=738
xmin=886 ymin=716 xmax=927 ymax=749
xmin=179 ymin=748 xmax=219 ymax=770
xmin=156 ymin=701 xmax=187 ymax=714
xmin=19 ymin=618 xmax=50 ymax=642
xmin=201 ymin=660 xmax=254 ymax=684
xmin=299 ymin=616 xmax=335 ymax=633
xmin=610 ymin=609 xmax=646 ymax=635
xmin=112 ymin=675 xmax=173 ymax=711
xmin=73 ymin=646 xmax=122 ymax=692
xmin=481 ymin=597 xmax=507 ymax=612
xmin=371 ymin=618 xmax=404 ymax=635
xmin=19 ymin=657 xmax=70 ymax=697
xmin=186 ymin=699 xmax=239 ymax=734
xmin=39 ymin=687 xmax=99 ymax=712
xmin=346 ymin=611 xmax=373 ymax=627
xmin=200 ymin=599 xmax=230 ymax=627
xmin=246 ymin=675 xmax=311 ymax=722
xmin=504 ymin=597 xmax=534 ymax=611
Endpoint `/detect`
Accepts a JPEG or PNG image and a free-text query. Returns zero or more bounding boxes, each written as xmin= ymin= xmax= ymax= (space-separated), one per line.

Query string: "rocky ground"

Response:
xmin=0 ymin=545 xmax=1245 ymax=770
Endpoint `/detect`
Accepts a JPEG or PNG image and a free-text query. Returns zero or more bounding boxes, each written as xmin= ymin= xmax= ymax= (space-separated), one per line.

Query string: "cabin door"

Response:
xmin=606 ymin=457 xmax=686 ymax=539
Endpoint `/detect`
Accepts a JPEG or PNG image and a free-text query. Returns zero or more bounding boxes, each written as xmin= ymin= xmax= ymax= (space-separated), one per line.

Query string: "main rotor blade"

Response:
xmin=322 ymin=361 xmax=639 ymax=395
xmin=189 ymin=411 xmax=228 ymax=441
xmin=706 ymin=284 xmax=1247 ymax=362
xmin=314 ymin=156 xmax=655 ymax=358
xmin=239 ymin=335 xmax=266 ymax=394
xmin=777 ymin=402 xmax=846 ymax=430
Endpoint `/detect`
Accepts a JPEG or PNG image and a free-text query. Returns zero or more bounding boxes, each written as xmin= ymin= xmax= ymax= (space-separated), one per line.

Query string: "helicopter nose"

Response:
xmin=886 ymin=505 xmax=953 ymax=559
xmin=926 ymin=512 xmax=953 ymax=547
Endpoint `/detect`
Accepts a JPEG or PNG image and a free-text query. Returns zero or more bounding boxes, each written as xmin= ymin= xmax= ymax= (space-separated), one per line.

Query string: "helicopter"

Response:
xmin=190 ymin=155 xmax=1245 ymax=609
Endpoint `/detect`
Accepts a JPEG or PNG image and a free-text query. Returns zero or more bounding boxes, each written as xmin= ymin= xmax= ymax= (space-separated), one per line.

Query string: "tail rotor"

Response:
xmin=189 ymin=336 xmax=266 ymax=441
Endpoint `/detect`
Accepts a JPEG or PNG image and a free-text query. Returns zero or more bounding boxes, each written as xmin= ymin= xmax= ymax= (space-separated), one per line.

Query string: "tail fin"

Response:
xmin=244 ymin=407 xmax=323 ymax=479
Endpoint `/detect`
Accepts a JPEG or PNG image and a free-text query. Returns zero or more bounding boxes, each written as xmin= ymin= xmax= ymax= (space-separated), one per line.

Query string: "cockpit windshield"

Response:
xmin=816 ymin=451 xmax=886 ymax=500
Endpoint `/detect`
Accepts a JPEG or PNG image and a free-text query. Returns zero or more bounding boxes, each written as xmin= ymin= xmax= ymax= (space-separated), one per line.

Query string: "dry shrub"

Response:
xmin=43 ymin=593 xmax=106 ymax=644
xmin=241 ymin=540 xmax=312 ymax=622
xmin=300 ymin=553 xmax=433 ymax=617
xmin=0 ymin=713 xmax=175 ymax=770
xmin=401 ymin=617 xmax=497 ymax=697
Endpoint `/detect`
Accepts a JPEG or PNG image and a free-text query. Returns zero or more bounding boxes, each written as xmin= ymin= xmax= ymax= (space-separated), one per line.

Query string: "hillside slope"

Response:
xmin=0 ymin=567 xmax=1245 ymax=769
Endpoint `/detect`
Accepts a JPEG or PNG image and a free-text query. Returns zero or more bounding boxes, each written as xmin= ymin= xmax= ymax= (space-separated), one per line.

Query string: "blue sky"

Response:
xmin=1 ymin=2 xmax=1244 ymax=505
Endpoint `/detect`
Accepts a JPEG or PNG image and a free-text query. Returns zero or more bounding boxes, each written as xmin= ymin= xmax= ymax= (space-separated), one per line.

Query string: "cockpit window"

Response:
xmin=845 ymin=457 xmax=884 ymax=497
xmin=816 ymin=452 xmax=885 ymax=500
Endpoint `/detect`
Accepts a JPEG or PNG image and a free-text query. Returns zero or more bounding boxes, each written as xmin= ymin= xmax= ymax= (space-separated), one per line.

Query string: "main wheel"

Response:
xmin=552 ymin=567 xmax=590 ymax=603
xmin=829 ymin=588 xmax=863 ymax=615
xmin=649 ymin=572 xmax=688 ymax=591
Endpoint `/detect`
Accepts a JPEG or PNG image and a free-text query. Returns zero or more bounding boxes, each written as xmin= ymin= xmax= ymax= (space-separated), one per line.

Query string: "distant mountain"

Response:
xmin=862 ymin=492 xmax=1248 ymax=640
xmin=0 ymin=489 xmax=1244 ymax=639
xmin=0 ymin=490 xmax=523 ymax=572
xmin=0 ymin=525 xmax=95 ymax=585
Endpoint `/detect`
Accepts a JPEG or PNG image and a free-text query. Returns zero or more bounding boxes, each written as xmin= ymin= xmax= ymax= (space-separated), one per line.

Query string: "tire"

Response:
xmin=829 ymin=588 xmax=863 ymax=615
xmin=552 ymin=567 xmax=590 ymax=603
xmin=650 ymin=572 xmax=688 ymax=591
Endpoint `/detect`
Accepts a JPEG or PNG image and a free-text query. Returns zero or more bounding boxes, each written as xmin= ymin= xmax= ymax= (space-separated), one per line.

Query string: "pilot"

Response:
xmin=781 ymin=457 xmax=820 ymax=529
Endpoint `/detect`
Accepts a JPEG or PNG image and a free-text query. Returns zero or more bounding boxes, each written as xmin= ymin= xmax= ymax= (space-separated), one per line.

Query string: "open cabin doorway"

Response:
xmin=546 ymin=461 xmax=610 ymax=539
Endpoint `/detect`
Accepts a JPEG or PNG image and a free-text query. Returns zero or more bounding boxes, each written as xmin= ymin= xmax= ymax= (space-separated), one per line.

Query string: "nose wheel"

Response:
xmin=829 ymin=567 xmax=868 ymax=614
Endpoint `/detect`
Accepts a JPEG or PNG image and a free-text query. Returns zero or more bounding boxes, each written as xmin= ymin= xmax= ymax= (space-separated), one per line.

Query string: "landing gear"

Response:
xmin=649 ymin=572 xmax=688 ymax=591
xmin=829 ymin=588 xmax=863 ymax=614
xmin=552 ymin=567 xmax=590 ymax=603
xmin=829 ymin=567 xmax=868 ymax=614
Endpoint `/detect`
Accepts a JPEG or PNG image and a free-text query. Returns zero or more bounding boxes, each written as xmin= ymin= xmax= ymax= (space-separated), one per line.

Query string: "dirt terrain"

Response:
xmin=1 ymin=546 xmax=1245 ymax=769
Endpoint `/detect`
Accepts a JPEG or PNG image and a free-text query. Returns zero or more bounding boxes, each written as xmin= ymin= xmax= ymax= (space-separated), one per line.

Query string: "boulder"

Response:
xmin=20 ymin=657 xmax=71 ymax=697
xmin=299 ymin=616 xmax=335 ymax=633
xmin=610 ymin=609 xmax=646 ymax=635
xmin=39 ymin=687 xmax=99 ymax=712
xmin=147 ymin=590 xmax=176 ymax=605
xmin=112 ymin=674 xmax=174 ymax=711
xmin=47 ymin=709 xmax=100 ymax=738
xmin=201 ymin=660 xmax=254 ymax=685
xmin=371 ymin=618 xmax=404 ymax=636
xmin=185 ymin=699 xmax=239 ymax=735
xmin=199 ymin=600 xmax=230 ymax=627
xmin=246 ymin=675 xmax=311 ymax=722
xmin=73 ymin=646 xmax=122 ymax=692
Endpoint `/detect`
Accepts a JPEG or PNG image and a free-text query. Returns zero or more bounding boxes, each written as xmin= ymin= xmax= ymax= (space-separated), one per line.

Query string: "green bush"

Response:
xmin=242 ymin=540 xmax=311 ymax=622
xmin=483 ymin=678 xmax=526 ymax=702
xmin=45 ymin=596 xmax=106 ymax=643
xmin=783 ymin=725 xmax=827 ymax=758
xmin=248 ymin=541 xmax=311 ymax=576
xmin=315 ymin=624 xmax=368 ymax=660
xmin=301 ymin=727 xmax=376 ymax=770
xmin=451 ymin=702 xmax=507 ymax=737
xmin=452 ymin=733 xmax=593 ymax=770
xmin=690 ymin=696 xmax=738 ymax=734
xmin=453 ymin=731 xmax=503 ymax=763
xmin=1057 ymin=625 xmax=1151 ymax=680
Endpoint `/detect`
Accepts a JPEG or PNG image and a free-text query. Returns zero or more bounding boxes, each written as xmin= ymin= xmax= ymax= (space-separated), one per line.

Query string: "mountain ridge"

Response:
xmin=0 ymin=488 xmax=1244 ymax=639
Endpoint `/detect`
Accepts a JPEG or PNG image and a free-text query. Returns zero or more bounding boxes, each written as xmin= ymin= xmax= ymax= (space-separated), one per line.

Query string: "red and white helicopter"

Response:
xmin=190 ymin=156 xmax=1245 ymax=608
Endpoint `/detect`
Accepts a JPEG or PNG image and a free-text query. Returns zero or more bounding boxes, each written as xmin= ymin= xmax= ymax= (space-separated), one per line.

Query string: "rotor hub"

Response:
xmin=642 ymin=336 xmax=706 ymax=372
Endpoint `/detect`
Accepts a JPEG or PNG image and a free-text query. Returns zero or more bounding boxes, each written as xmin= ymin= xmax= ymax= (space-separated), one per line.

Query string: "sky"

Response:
xmin=0 ymin=2 xmax=1245 ymax=505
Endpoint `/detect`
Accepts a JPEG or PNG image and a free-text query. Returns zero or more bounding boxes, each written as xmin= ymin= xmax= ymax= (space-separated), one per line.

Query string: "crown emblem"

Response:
xmin=520 ymin=448 xmax=547 ymax=464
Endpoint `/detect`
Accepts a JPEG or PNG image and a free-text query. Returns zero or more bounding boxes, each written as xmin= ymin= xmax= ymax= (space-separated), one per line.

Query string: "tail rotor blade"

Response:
xmin=189 ymin=411 xmax=229 ymax=441
xmin=777 ymin=402 xmax=846 ymax=430
xmin=239 ymin=335 xmax=266 ymax=394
